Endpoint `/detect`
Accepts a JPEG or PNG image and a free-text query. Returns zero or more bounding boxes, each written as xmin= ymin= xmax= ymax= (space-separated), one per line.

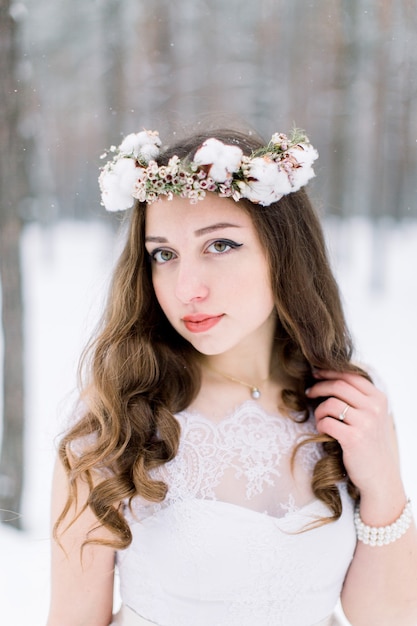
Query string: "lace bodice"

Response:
xmin=117 ymin=402 xmax=356 ymax=626
xmin=129 ymin=401 xmax=322 ymax=520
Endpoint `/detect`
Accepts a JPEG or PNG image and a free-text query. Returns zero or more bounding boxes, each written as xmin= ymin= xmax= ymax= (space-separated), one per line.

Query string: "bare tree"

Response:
xmin=0 ymin=0 xmax=26 ymax=528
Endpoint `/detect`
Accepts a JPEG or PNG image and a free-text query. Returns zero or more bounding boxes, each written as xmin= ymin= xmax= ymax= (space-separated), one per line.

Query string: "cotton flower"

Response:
xmin=99 ymin=158 xmax=140 ymax=212
xmin=239 ymin=156 xmax=292 ymax=205
xmin=119 ymin=130 xmax=161 ymax=162
xmin=287 ymin=143 xmax=318 ymax=191
xmin=193 ymin=138 xmax=243 ymax=182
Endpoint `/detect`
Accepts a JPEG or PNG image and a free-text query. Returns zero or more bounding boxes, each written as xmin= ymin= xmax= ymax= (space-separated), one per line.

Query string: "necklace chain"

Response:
xmin=207 ymin=366 xmax=267 ymax=400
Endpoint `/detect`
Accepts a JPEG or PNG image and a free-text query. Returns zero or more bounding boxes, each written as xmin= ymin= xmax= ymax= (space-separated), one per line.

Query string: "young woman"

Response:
xmin=47 ymin=127 xmax=417 ymax=626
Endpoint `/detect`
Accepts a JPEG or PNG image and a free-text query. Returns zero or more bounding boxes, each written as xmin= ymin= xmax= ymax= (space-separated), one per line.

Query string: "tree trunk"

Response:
xmin=0 ymin=221 xmax=24 ymax=528
xmin=0 ymin=0 xmax=25 ymax=529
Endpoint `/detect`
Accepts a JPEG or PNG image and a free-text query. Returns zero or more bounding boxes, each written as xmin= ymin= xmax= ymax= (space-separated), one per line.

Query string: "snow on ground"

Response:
xmin=1 ymin=218 xmax=416 ymax=625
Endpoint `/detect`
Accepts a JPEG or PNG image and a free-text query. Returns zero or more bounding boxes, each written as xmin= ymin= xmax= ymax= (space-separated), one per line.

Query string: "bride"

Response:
xmin=47 ymin=127 xmax=417 ymax=626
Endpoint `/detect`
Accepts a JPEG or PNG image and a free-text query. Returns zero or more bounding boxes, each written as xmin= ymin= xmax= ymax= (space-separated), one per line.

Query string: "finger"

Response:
xmin=306 ymin=378 xmax=365 ymax=408
xmin=314 ymin=397 xmax=355 ymax=425
xmin=338 ymin=403 xmax=350 ymax=422
xmin=315 ymin=414 xmax=351 ymax=442
xmin=312 ymin=369 xmax=375 ymax=396
xmin=309 ymin=378 xmax=388 ymax=424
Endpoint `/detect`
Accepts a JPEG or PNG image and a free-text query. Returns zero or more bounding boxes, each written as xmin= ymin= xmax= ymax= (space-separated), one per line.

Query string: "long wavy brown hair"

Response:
xmin=56 ymin=128 xmax=365 ymax=549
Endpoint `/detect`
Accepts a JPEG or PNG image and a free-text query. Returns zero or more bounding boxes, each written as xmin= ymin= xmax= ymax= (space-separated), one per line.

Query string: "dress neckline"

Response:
xmin=177 ymin=399 xmax=307 ymax=428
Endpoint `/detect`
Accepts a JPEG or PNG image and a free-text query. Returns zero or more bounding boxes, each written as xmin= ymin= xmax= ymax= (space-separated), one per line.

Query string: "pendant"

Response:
xmin=250 ymin=387 xmax=261 ymax=400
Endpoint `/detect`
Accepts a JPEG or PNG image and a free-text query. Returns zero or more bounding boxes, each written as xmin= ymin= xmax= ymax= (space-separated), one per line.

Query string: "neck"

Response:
xmin=197 ymin=312 xmax=277 ymax=402
xmin=196 ymin=359 xmax=281 ymax=414
xmin=204 ymin=363 xmax=269 ymax=400
xmin=202 ymin=348 xmax=273 ymax=385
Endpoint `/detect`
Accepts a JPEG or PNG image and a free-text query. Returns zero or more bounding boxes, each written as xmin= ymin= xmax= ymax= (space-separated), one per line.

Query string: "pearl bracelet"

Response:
xmin=354 ymin=499 xmax=413 ymax=546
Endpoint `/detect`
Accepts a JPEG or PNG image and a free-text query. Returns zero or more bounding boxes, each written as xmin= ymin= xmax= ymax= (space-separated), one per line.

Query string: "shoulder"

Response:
xmin=48 ymin=456 xmax=116 ymax=626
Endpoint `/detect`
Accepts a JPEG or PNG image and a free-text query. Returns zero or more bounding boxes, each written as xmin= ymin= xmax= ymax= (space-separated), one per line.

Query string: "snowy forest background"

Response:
xmin=1 ymin=1 xmax=417 ymax=624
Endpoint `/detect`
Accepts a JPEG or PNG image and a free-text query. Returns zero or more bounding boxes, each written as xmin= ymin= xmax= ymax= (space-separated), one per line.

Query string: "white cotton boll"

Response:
xmin=288 ymin=143 xmax=318 ymax=168
xmin=287 ymin=144 xmax=318 ymax=192
xmin=247 ymin=157 xmax=277 ymax=183
xmin=290 ymin=164 xmax=316 ymax=192
xmin=114 ymin=158 xmax=140 ymax=193
xmin=99 ymin=171 xmax=132 ymax=212
xmin=242 ymin=157 xmax=292 ymax=205
xmin=119 ymin=131 xmax=161 ymax=161
xmin=193 ymin=138 xmax=243 ymax=182
xmin=139 ymin=142 xmax=161 ymax=162
xmin=99 ymin=158 xmax=138 ymax=212
xmin=287 ymin=145 xmax=318 ymax=191
xmin=119 ymin=133 xmax=141 ymax=156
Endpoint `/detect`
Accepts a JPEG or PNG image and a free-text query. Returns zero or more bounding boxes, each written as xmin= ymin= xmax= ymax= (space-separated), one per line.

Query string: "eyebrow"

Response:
xmin=145 ymin=222 xmax=241 ymax=243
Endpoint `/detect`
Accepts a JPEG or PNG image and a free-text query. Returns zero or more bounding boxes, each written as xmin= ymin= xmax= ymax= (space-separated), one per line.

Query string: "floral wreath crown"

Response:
xmin=99 ymin=128 xmax=318 ymax=212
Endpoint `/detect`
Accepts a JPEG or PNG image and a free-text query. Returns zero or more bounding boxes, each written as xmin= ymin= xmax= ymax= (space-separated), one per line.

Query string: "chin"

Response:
xmin=188 ymin=339 xmax=237 ymax=357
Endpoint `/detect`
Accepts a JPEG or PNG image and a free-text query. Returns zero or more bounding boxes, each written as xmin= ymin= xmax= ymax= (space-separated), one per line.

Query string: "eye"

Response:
xmin=206 ymin=239 xmax=243 ymax=254
xmin=149 ymin=248 xmax=176 ymax=264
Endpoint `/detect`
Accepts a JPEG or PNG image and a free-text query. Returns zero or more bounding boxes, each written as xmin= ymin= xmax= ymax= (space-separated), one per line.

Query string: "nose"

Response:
xmin=174 ymin=260 xmax=209 ymax=304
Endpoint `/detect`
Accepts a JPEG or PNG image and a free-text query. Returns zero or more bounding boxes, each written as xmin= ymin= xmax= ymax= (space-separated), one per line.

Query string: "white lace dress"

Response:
xmin=115 ymin=401 xmax=356 ymax=626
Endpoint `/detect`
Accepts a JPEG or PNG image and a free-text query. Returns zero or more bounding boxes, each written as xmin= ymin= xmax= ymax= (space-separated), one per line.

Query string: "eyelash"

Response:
xmin=206 ymin=239 xmax=243 ymax=254
xmin=149 ymin=239 xmax=243 ymax=264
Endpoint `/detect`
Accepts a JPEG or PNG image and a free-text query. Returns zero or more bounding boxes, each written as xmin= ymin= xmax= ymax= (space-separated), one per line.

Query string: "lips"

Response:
xmin=182 ymin=314 xmax=224 ymax=333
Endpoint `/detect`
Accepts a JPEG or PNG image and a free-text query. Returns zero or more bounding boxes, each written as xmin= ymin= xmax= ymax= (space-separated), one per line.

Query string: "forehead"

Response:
xmin=145 ymin=194 xmax=252 ymax=236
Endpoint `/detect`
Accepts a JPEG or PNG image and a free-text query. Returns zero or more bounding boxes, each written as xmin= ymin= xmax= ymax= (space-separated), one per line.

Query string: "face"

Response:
xmin=145 ymin=194 xmax=276 ymax=357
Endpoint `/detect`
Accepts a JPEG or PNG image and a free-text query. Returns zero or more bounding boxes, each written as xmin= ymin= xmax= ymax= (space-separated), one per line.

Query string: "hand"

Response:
xmin=306 ymin=369 xmax=402 ymax=500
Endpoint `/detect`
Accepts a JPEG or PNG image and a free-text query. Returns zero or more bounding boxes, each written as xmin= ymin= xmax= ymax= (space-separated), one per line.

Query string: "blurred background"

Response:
xmin=1 ymin=0 xmax=416 ymax=623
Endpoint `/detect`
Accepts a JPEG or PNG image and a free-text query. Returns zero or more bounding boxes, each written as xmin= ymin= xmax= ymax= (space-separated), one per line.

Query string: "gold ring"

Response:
xmin=338 ymin=404 xmax=350 ymax=422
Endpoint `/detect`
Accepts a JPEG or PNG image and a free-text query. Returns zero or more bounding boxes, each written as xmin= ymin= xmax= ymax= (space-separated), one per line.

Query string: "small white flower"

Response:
xmin=270 ymin=133 xmax=289 ymax=150
xmin=147 ymin=160 xmax=159 ymax=176
xmin=167 ymin=155 xmax=180 ymax=176
xmin=193 ymin=138 xmax=243 ymax=182
xmin=119 ymin=130 xmax=161 ymax=162
xmin=99 ymin=158 xmax=139 ymax=212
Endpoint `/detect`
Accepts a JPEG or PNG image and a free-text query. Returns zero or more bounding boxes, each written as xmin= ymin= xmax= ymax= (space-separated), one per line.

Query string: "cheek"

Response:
xmin=262 ymin=280 xmax=275 ymax=310
xmin=238 ymin=264 xmax=274 ymax=306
